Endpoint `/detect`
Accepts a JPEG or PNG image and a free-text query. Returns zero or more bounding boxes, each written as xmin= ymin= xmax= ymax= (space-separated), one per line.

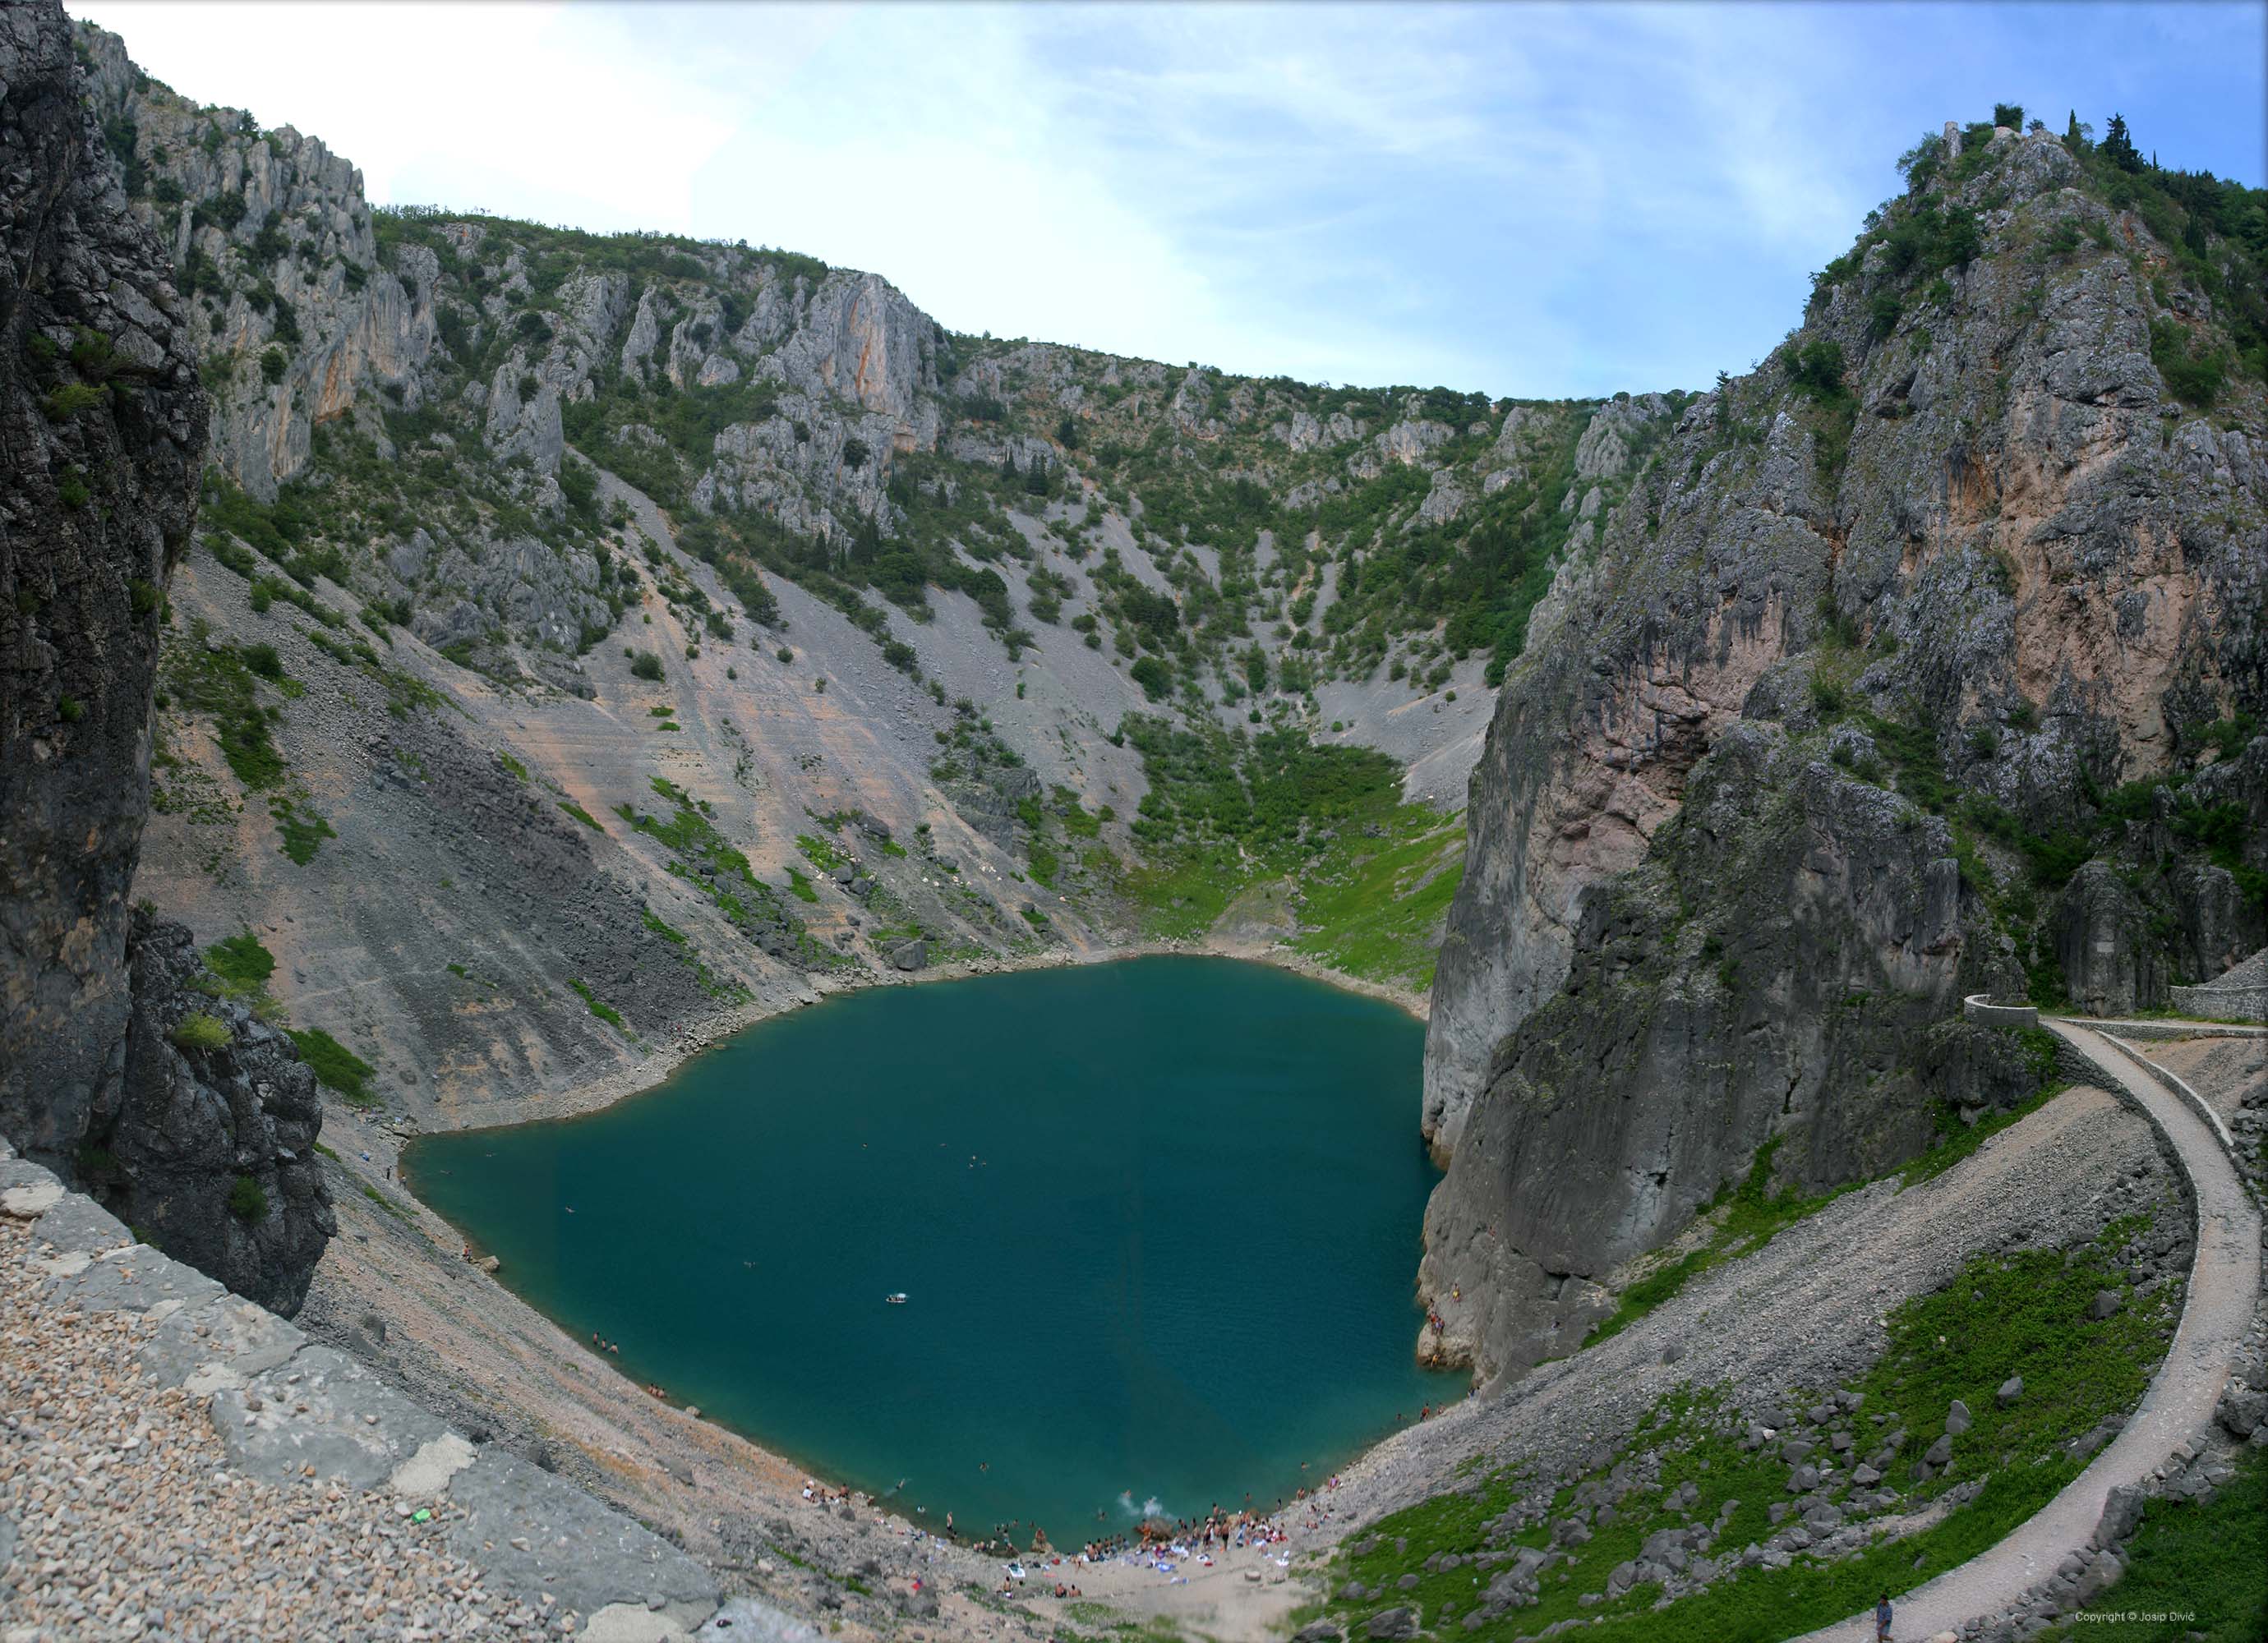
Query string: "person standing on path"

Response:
xmin=1874 ymin=1592 xmax=1892 ymax=1641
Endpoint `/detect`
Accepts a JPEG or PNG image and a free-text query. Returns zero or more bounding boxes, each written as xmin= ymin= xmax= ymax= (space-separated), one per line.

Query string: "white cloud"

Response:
xmin=67 ymin=1 xmax=2263 ymax=399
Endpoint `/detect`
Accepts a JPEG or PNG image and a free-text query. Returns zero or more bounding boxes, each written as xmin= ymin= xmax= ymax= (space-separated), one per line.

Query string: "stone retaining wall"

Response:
xmin=1961 ymin=994 xmax=2040 ymax=1029
xmin=2167 ymin=982 xmax=2267 ymax=1023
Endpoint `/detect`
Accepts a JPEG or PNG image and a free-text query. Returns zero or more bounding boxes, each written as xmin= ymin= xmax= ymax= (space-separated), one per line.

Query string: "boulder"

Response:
xmin=1944 ymin=1398 xmax=1971 ymax=1436
xmin=2092 ymin=1484 xmax=2146 ymax=1549
xmin=1364 ymin=1608 xmax=1415 ymax=1641
xmin=1998 ymin=1375 xmax=2025 ymax=1406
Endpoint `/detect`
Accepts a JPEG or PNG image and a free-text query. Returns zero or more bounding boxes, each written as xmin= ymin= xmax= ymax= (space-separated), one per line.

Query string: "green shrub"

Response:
xmin=260 ymin=347 xmax=288 ymax=384
xmin=204 ymin=932 xmax=276 ymax=990
xmin=172 ymin=1012 xmax=233 ymax=1052
xmin=43 ymin=382 xmax=107 ymax=421
xmin=228 ymin=1175 xmax=268 ymax=1222
xmin=2150 ymin=317 xmax=2226 ymax=407
xmin=1787 ymin=338 xmax=1847 ymax=398
xmin=629 ymin=650 xmax=664 ymax=681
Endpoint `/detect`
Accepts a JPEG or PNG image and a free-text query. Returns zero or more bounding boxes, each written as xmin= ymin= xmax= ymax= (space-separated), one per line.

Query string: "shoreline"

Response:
xmin=374 ymin=938 xmax=1441 ymax=1564
xmin=353 ymin=937 xmax=1441 ymax=1635
xmin=422 ymin=936 xmax=1432 ymax=1137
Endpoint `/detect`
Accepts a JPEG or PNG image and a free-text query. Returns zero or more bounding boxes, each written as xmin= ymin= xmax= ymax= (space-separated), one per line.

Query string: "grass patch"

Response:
xmin=1901 ymin=1080 xmax=2065 ymax=1188
xmin=796 ymin=832 xmax=849 ymax=872
xmin=1585 ymin=1138 xmax=1848 ymax=1345
xmin=569 ymin=978 xmax=627 ymax=1031
xmin=787 ymin=867 xmax=818 ymax=903
xmin=642 ymin=909 xmax=687 ymax=945
xmin=558 ymin=799 xmax=606 ymax=831
xmin=228 ymin=1175 xmax=268 ymax=1222
xmin=360 ymin=1182 xmax=417 ymax=1223
xmin=2038 ymin=1449 xmax=2266 ymax=1642
xmin=269 ymin=795 xmax=336 ymax=863
xmin=289 ymin=1027 xmax=376 ymax=1104
xmin=1290 ymin=812 xmax=1466 ymax=989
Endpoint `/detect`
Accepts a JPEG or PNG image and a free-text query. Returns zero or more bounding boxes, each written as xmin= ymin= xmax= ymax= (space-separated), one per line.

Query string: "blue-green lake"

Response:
xmin=405 ymin=955 xmax=1449 ymax=1542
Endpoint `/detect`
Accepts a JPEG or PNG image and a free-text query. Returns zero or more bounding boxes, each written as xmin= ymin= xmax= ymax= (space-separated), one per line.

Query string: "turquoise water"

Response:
xmin=405 ymin=956 xmax=1450 ymax=1542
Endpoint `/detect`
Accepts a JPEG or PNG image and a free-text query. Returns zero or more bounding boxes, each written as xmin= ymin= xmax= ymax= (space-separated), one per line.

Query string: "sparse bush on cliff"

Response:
xmin=171 ymin=1012 xmax=231 ymax=1052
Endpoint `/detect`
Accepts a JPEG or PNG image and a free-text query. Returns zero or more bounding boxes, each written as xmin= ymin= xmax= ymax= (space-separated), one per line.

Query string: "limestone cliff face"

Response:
xmin=73 ymin=23 xmax=432 ymax=502
xmin=1 ymin=0 xmax=330 ymax=1312
xmin=1422 ymin=127 xmax=2266 ymax=1381
xmin=2 ymin=0 xmax=207 ymax=1160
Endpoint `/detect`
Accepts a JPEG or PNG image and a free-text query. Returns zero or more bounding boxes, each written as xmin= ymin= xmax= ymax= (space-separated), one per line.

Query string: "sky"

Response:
xmin=71 ymin=2 xmax=2268 ymax=400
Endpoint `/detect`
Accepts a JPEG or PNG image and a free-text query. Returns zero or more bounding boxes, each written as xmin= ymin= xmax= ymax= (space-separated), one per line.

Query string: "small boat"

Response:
xmin=884 ymin=1292 xmax=909 ymax=1305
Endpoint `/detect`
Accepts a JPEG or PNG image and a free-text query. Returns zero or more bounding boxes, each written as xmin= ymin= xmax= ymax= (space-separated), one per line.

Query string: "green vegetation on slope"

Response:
xmin=288 ymin=1027 xmax=376 ymax=1104
xmin=2038 ymin=1449 xmax=2267 ymax=1643
xmin=1289 ymin=816 xmax=1465 ymax=990
xmin=1323 ymin=1217 xmax=2177 ymax=1642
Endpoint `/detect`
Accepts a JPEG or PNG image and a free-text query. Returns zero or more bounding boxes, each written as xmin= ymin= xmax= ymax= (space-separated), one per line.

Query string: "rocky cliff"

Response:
xmin=1422 ymin=121 xmax=2267 ymax=1380
xmin=58 ymin=14 xmax=1656 ymax=1128
xmin=1 ymin=0 xmax=329 ymax=1313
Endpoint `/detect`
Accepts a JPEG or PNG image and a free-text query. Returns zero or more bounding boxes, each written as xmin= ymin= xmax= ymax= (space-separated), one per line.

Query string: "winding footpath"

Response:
xmin=1798 ymin=1019 xmax=2262 ymax=1642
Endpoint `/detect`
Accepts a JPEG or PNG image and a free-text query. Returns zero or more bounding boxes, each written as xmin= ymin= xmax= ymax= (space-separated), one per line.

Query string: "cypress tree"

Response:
xmin=2103 ymin=113 xmax=2143 ymax=173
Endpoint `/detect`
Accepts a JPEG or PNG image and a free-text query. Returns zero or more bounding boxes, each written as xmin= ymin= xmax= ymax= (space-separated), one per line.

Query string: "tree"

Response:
xmin=1055 ymin=412 xmax=1081 ymax=449
xmin=2102 ymin=113 xmax=2143 ymax=173
xmin=1993 ymin=102 xmax=2024 ymax=131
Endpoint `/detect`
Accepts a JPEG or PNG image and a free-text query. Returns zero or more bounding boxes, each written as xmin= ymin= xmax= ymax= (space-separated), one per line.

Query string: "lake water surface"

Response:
xmin=405 ymin=956 xmax=1450 ymax=1542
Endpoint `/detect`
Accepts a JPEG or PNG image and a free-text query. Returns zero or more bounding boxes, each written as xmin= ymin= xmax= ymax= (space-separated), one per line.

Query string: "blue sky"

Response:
xmin=75 ymin=2 xmax=2267 ymax=399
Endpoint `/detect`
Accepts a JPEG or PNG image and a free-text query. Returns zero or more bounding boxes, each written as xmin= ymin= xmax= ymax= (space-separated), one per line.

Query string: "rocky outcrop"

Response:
xmin=85 ymin=911 xmax=334 ymax=1313
xmin=1419 ymin=728 xmax=2032 ymax=1375
xmin=72 ymin=22 xmax=433 ymax=500
xmin=1422 ymin=125 xmax=2266 ymax=1381
xmin=2 ymin=0 xmax=329 ymax=1314
xmin=1 ymin=0 xmax=207 ymax=1162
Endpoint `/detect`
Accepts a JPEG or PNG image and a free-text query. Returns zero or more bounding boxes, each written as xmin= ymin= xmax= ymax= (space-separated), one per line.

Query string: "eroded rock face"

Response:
xmin=1421 ymin=128 xmax=2265 ymax=1382
xmin=1 ymin=0 xmax=330 ymax=1314
xmin=91 ymin=912 xmax=335 ymax=1314
xmin=1420 ymin=729 xmax=2031 ymax=1376
xmin=73 ymin=23 xmax=432 ymax=501
xmin=1 ymin=0 xmax=207 ymax=1162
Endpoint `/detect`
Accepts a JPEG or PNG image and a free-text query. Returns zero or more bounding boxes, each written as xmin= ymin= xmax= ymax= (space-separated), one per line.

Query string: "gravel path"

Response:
xmin=0 ymin=1216 xmax=558 ymax=1641
xmin=1791 ymin=1020 xmax=2262 ymax=1642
